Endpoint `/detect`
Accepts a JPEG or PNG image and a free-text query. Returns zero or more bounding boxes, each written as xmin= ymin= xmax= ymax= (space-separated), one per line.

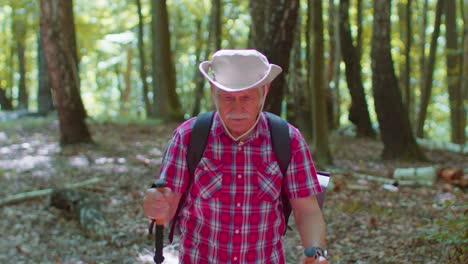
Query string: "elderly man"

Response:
xmin=144 ymin=49 xmax=328 ymax=264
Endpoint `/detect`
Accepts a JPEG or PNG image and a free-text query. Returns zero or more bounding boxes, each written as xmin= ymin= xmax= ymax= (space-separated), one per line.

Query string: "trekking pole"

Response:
xmin=152 ymin=179 xmax=167 ymax=264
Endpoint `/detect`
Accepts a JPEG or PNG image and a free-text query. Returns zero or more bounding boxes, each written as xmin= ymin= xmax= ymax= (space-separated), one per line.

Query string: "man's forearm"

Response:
xmin=292 ymin=197 xmax=327 ymax=248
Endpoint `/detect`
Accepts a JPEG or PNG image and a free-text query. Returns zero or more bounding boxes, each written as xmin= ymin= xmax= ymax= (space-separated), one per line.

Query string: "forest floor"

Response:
xmin=0 ymin=116 xmax=466 ymax=264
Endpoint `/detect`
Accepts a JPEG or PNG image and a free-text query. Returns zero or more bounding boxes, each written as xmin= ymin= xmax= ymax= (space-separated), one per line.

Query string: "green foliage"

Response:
xmin=421 ymin=199 xmax=468 ymax=262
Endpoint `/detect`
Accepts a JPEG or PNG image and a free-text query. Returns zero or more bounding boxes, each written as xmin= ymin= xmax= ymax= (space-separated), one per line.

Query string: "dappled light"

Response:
xmin=0 ymin=155 xmax=51 ymax=173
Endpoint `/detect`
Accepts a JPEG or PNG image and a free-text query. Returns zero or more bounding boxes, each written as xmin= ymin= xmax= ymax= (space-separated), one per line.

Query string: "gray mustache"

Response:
xmin=226 ymin=113 xmax=250 ymax=119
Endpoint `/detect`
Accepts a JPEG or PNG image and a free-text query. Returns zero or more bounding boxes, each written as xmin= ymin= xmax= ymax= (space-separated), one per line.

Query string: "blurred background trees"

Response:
xmin=0 ymin=0 xmax=465 ymax=162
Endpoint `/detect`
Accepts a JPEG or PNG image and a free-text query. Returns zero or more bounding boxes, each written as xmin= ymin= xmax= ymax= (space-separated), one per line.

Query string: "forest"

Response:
xmin=0 ymin=0 xmax=466 ymax=263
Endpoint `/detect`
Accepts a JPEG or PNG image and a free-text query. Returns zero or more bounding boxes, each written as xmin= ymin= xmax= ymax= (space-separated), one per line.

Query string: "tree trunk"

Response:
xmin=151 ymin=0 xmax=182 ymax=120
xmin=0 ymin=87 xmax=13 ymax=110
xmin=371 ymin=0 xmax=424 ymax=160
xmin=120 ymin=45 xmax=133 ymax=116
xmin=397 ymin=0 xmax=412 ymax=116
xmin=136 ymin=0 xmax=153 ymax=117
xmin=339 ymin=0 xmax=375 ymax=138
xmin=419 ymin=0 xmax=428 ymax=103
xmin=37 ymin=27 xmax=54 ymax=115
xmin=40 ymin=0 xmax=92 ymax=145
xmin=326 ymin=0 xmax=340 ymax=130
xmin=356 ymin=0 xmax=363 ymax=56
xmin=462 ymin=0 xmax=468 ymax=124
xmin=330 ymin=0 xmax=342 ymax=129
xmin=17 ymin=42 xmax=28 ymax=110
xmin=405 ymin=0 xmax=412 ymax=124
xmin=309 ymin=0 xmax=332 ymax=166
xmin=13 ymin=17 xmax=28 ymax=110
xmin=61 ymin=0 xmax=80 ymax=78
xmin=191 ymin=19 xmax=207 ymax=117
xmin=248 ymin=0 xmax=299 ymax=116
xmin=445 ymin=0 xmax=465 ymax=145
xmin=192 ymin=0 xmax=222 ymax=116
xmin=211 ymin=0 xmax=222 ymax=50
xmin=416 ymin=0 xmax=444 ymax=138
xmin=287 ymin=2 xmax=308 ymax=132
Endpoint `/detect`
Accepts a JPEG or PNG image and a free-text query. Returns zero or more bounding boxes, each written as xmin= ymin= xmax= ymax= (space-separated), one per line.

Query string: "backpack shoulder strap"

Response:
xmin=265 ymin=112 xmax=292 ymax=233
xmin=169 ymin=111 xmax=214 ymax=243
xmin=265 ymin=112 xmax=291 ymax=175
xmin=187 ymin=111 xmax=215 ymax=177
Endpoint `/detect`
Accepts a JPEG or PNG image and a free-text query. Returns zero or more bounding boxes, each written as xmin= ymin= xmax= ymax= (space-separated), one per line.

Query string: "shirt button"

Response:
xmin=233 ymin=256 xmax=238 ymax=261
xmin=235 ymin=229 xmax=240 ymax=234
xmin=237 ymin=203 xmax=241 ymax=207
xmin=237 ymin=174 xmax=242 ymax=179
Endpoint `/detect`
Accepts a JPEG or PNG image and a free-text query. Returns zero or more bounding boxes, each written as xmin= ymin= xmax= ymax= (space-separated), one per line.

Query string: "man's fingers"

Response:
xmin=143 ymin=187 xmax=174 ymax=221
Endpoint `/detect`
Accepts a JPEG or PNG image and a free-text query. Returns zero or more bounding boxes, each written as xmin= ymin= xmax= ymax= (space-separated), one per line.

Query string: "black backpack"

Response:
xmin=167 ymin=111 xmax=330 ymax=243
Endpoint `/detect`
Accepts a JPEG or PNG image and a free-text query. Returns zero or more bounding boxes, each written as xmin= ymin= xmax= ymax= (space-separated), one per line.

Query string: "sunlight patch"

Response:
xmin=68 ymin=155 xmax=91 ymax=167
xmin=0 ymin=132 xmax=8 ymax=142
xmin=0 ymin=155 xmax=52 ymax=173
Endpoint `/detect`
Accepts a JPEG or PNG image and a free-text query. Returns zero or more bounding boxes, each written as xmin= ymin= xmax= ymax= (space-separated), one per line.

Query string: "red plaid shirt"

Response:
xmin=159 ymin=112 xmax=322 ymax=264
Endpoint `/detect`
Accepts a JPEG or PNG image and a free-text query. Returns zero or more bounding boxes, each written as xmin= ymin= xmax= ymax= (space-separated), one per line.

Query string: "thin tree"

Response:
xmin=37 ymin=27 xmax=54 ymax=116
xmin=248 ymin=0 xmax=299 ymax=115
xmin=309 ymin=0 xmax=332 ymax=166
xmin=287 ymin=2 xmax=308 ymax=130
xmin=416 ymin=0 xmax=444 ymax=138
xmin=397 ymin=0 xmax=412 ymax=118
xmin=339 ymin=0 xmax=375 ymax=138
xmin=356 ymin=0 xmax=363 ymax=56
xmin=120 ymin=45 xmax=133 ymax=116
xmin=462 ymin=0 xmax=468 ymax=126
xmin=0 ymin=86 xmax=13 ymax=110
xmin=211 ymin=0 xmax=222 ymax=50
xmin=191 ymin=18 xmax=207 ymax=117
xmin=151 ymin=0 xmax=182 ymax=120
xmin=371 ymin=0 xmax=423 ymax=160
xmin=40 ymin=0 xmax=92 ymax=145
xmin=12 ymin=11 xmax=28 ymax=110
xmin=192 ymin=0 xmax=222 ymax=116
xmin=136 ymin=0 xmax=153 ymax=117
xmin=419 ymin=0 xmax=428 ymax=103
xmin=445 ymin=0 xmax=465 ymax=144
xmin=326 ymin=0 xmax=341 ymax=129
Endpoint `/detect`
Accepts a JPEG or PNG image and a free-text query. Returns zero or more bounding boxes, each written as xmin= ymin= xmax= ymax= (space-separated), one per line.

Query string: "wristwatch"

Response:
xmin=304 ymin=246 xmax=328 ymax=258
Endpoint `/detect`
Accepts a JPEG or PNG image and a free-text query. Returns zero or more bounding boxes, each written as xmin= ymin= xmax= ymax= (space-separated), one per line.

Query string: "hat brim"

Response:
xmin=199 ymin=61 xmax=282 ymax=92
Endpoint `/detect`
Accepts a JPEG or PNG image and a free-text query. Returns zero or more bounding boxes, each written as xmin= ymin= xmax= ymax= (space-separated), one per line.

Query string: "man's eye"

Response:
xmin=223 ymin=96 xmax=234 ymax=101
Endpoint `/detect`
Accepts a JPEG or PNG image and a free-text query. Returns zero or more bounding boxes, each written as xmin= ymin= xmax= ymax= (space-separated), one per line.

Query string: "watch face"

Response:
xmin=304 ymin=247 xmax=318 ymax=257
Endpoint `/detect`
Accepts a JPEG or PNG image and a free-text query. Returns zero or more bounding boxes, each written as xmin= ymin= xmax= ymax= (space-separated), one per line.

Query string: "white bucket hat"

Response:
xmin=199 ymin=49 xmax=282 ymax=92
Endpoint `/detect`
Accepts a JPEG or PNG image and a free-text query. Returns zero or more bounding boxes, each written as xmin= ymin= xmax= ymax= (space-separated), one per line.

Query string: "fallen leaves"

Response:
xmin=0 ymin=120 xmax=466 ymax=263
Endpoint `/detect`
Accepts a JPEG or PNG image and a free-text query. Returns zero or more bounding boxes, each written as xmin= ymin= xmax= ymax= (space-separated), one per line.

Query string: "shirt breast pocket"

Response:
xmin=256 ymin=162 xmax=283 ymax=202
xmin=192 ymin=157 xmax=223 ymax=199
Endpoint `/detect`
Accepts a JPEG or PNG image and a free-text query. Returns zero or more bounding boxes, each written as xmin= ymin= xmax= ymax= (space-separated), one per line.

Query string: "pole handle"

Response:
xmin=153 ymin=179 xmax=167 ymax=225
xmin=152 ymin=178 xmax=167 ymax=264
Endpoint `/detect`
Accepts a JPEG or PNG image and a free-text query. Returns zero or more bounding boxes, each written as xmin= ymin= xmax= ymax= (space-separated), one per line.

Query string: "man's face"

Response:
xmin=212 ymin=85 xmax=268 ymax=138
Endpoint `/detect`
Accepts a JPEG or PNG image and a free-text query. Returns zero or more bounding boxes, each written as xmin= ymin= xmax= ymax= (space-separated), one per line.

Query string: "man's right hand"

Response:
xmin=143 ymin=187 xmax=174 ymax=225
